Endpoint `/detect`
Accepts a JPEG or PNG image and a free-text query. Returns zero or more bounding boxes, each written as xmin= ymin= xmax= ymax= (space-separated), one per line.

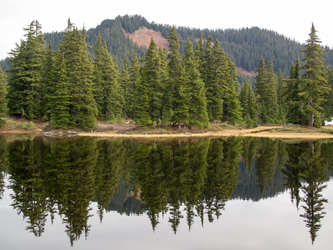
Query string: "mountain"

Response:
xmin=2 ymin=15 xmax=333 ymax=76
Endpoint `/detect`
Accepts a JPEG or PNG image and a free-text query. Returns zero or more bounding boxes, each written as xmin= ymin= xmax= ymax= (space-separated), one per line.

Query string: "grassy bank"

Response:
xmin=2 ymin=116 xmax=333 ymax=140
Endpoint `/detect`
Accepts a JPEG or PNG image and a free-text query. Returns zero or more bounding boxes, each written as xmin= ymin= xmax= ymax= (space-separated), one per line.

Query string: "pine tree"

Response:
xmin=323 ymin=68 xmax=333 ymax=121
xmin=51 ymin=51 xmax=71 ymax=128
xmin=265 ymin=60 xmax=278 ymax=122
xmin=223 ymin=57 xmax=243 ymax=124
xmin=299 ymin=23 xmax=330 ymax=127
xmin=119 ymin=56 xmax=130 ymax=116
xmin=7 ymin=20 xmax=46 ymax=119
xmin=58 ymin=20 xmax=97 ymax=129
xmin=133 ymin=67 xmax=151 ymax=127
xmin=127 ymin=52 xmax=140 ymax=119
xmin=204 ymin=36 xmax=223 ymax=121
xmin=145 ymin=38 xmax=163 ymax=125
xmin=0 ymin=67 xmax=7 ymax=127
xmin=93 ymin=32 xmax=105 ymax=118
xmin=255 ymin=58 xmax=278 ymax=123
xmin=194 ymin=33 xmax=205 ymax=75
xmin=276 ymin=69 xmax=286 ymax=123
xmin=101 ymin=43 xmax=123 ymax=121
xmin=42 ymin=42 xmax=55 ymax=122
xmin=283 ymin=58 xmax=307 ymax=124
xmin=159 ymin=48 xmax=173 ymax=125
xmin=173 ymin=64 xmax=189 ymax=129
xmin=167 ymin=27 xmax=182 ymax=127
xmin=240 ymin=78 xmax=257 ymax=127
xmin=184 ymin=37 xmax=209 ymax=128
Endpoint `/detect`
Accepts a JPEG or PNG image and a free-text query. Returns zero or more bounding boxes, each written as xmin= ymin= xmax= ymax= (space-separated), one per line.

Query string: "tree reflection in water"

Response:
xmin=0 ymin=136 xmax=331 ymax=246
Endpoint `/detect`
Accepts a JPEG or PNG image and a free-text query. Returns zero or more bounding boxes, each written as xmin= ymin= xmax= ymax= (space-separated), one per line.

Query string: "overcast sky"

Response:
xmin=1 ymin=0 xmax=332 ymax=60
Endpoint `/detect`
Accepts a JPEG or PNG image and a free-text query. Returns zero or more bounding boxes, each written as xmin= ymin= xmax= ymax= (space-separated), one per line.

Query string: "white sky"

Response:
xmin=0 ymin=0 xmax=332 ymax=60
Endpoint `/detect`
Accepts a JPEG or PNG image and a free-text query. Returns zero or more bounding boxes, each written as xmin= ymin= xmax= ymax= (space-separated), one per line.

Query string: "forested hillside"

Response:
xmin=2 ymin=15 xmax=333 ymax=75
xmin=1 ymin=16 xmax=333 ymax=130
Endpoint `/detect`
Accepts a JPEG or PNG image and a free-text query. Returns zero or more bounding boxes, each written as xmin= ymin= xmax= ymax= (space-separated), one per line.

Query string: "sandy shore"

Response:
xmin=78 ymin=126 xmax=333 ymax=140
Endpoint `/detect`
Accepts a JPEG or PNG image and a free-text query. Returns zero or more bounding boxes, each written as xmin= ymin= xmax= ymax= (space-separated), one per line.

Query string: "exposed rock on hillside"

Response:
xmin=123 ymin=27 xmax=169 ymax=49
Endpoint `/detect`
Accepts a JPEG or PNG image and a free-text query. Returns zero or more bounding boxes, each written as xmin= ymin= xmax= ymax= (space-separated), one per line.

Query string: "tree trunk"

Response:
xmin=178 ymin=121 xmax=181 ymax=130
xmin=309 ymin=113 xmax=314 ymax=127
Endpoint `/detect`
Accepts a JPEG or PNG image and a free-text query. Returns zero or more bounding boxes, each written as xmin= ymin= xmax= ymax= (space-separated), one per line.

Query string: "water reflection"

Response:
xmin=0 ymin=136 xmax=332 ymax=246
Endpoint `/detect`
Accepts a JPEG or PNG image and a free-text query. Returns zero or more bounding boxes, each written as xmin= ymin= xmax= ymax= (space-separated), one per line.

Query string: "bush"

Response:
xmin=16 ymin=121 xmax=35 ymax=130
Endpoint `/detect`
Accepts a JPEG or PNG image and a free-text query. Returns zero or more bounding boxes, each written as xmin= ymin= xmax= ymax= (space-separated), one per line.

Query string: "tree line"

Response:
xmin=0 ymin=20 xmax=332 ymax=129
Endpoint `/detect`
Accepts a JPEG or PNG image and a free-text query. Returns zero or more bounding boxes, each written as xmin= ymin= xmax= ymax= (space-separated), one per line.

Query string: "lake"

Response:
xmin=0 ymin=136 xmax=332 ymax=249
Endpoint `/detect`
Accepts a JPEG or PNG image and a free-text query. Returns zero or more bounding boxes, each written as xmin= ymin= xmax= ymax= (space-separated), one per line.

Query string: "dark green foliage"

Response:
xmin=2 ymin=15 xmax=333 ymax=76
xmin=323 ymin=68 xmax=333 ymax=121
xmin=126 ymin=52 xmax=140 ymax=119
xmin=133 ymin=67 xmax=151 ymax=127
xmin=42 ymin=42 xmax=55 ymax=122
xmin=299 ymin=24 xmax=330 ymax=127
xmin=203 ymin=36 xmax=223 ymax=121
xmin=0 ymin=68 xmax=8 ymax=127
xmin=184 ymin=37 xmax=209 ymax=128
xmin=255 ymin=58 xmax=278 ymax=123
xmin=223 ymin=58 xmax=243 ymax=124
xmin=240 ymin=78 xmax=257 ymax=128
xmin=56 ymin=20 xmax=97 ymax=128
xmin=119 ymin=56 xmax=130 ymax=116
xmin=93 ymin=33 xmax=123 ymax=121
xmin=283 ymin=58 xmax=307 ymax=124
xmin=50 ymin=51 xmax=71 ymax=128
xmin=7 ymin=20 xmax=46 ymax=119
xmin=134 ymin=38 xmax=164 ymax=127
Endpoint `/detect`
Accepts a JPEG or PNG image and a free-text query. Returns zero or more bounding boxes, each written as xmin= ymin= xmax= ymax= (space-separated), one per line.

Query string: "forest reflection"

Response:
xmin=0 ymin=136 xmax=332 ymax=246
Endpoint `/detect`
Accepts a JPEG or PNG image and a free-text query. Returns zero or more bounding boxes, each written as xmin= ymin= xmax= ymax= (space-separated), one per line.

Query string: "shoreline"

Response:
xmin=2 ymin=124 xmax=333 ymax=140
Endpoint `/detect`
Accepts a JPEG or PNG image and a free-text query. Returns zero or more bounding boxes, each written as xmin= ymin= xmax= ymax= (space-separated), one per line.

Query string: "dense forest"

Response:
xmin=2 ymin=15 xmax=333 ymax=75
xmin=0 ymin=16 xmax=333 ymax=129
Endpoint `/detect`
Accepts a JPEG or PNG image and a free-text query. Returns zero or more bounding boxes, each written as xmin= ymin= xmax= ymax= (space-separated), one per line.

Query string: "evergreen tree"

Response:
xmin=265 ymin=60 xmax=278 ymax=121
xmin=240 ymin=78 xmax=257 ymax=127
xmin=194 ymin=33 xmax=205 ymax=75
xmin=184 ymin=37 xmax=209 ymax=128
xmin=276 ymin=69 xmax=286 ymax=123
xmin=127 ymin=52 xmax=140 ymax=119
xmin=146 ymin=38 xmax=163 ymax=125
xmin=255 ymin=58 xmax=278 ymax=123
xmin=58 ymin=20 xmax=97 ymax=128
xmin=283 ymin=58 xmax=307 ymax=124
xmin=7 ymin=20 xmax=46 ymax=119
xmin=50 ymin=51 xmax=71 ymax=128
xmin=223 ymin=58 xmax=243 ymax=124
xmin=42 ymin=42 xmax=55 ymax=122
xmin=167 ymin=27 xmax=182 ymax=127
xmin=93 ymin=32 xmax=105 ymax=118
xmin=323 ymin=68 xmax=333 ymax=121
xmin=93 ymin=33 xmax=123 ymax=121
xmin=133 ymin=66 xmax=151 ymax=127
xmin=299 ymin=23 xmax=330 ymax=127
xmin=0 ymin=67 xmax=8 ymax=127
xmin=173 ymin=64 xmax=189 ymax=129
xmin=119 ymin=56 xmax=130 ymax=116
xmin=159 ymin=48 xmax=173 ymax=125
xmin=204 ymin=36 xmax=223 ymax=121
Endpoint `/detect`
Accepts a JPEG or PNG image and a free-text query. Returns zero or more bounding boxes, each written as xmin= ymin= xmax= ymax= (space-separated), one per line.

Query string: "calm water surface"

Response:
xmin=0 ymin=136 xmax=332 ymax=249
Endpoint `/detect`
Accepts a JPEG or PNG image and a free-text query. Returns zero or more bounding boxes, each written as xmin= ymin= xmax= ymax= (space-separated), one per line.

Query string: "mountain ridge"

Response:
xmin=2 ymin=15 xmax=333 ymax=76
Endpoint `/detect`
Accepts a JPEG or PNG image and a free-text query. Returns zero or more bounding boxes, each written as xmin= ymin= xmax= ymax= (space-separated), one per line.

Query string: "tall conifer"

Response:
xmin=58 ymin=20 xmax=97 ymax=128
xmin=7 ymin=20 xmax=45 ymax=119
xmin=127 ymin=52 xmax=140 ymax=119
xmin=299 ymin=23 xmax=329 ymax=127
xmin=0 ymin=67 xmax=7 ymax=127
xmin=184 ymin=37 xmax=209 ymax=128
